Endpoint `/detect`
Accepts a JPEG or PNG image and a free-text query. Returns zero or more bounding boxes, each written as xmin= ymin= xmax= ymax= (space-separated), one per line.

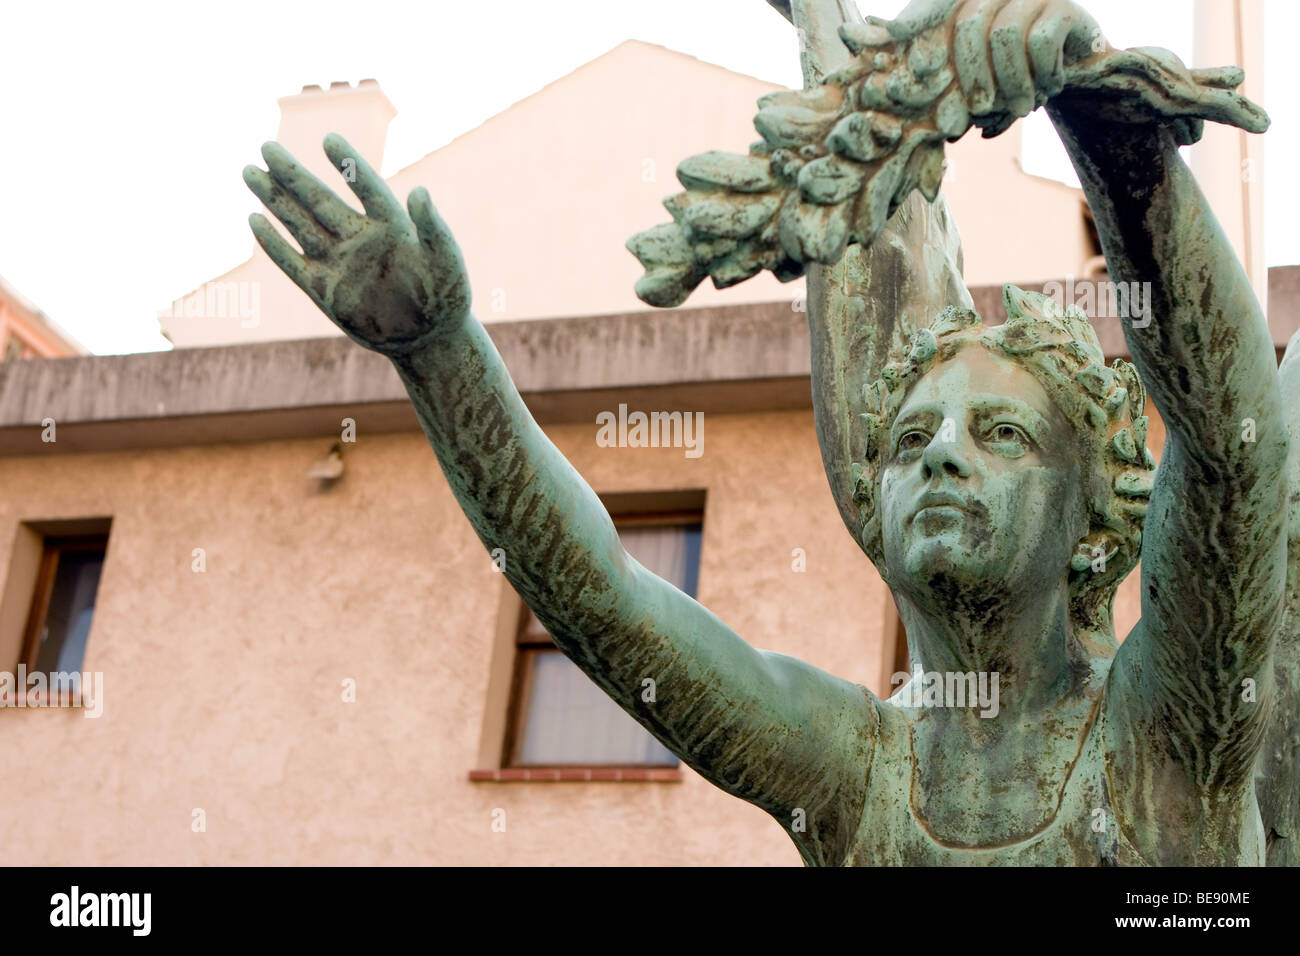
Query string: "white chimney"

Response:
xmin=274 ymin=78 xmax=397 ymax=185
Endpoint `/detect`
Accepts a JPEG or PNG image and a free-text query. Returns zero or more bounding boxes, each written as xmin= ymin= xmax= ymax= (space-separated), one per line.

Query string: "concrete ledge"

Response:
xmin=0 ymin=301 xmax=813 ymax=455
xmin=3 ymin=268 xmax=1298 ymax=456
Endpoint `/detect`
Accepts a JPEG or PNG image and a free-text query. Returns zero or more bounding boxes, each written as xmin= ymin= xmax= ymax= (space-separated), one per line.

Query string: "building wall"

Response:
xmin=941 ymin=125 xmax=1095 ymax=288
xmin=0 ymin=410 xmax=895 ymax=866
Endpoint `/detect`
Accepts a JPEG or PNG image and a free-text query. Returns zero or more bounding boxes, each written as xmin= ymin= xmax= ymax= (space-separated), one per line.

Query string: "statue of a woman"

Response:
xmin=242 ymin=0 xmax=1299 ymax=865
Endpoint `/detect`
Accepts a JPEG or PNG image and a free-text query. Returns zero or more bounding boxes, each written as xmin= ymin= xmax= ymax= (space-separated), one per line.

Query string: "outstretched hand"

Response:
xmin=243 ymin=134 xmax=470 ymax=355
xmin=1058 ymin=47 xmax=1266 ymax=145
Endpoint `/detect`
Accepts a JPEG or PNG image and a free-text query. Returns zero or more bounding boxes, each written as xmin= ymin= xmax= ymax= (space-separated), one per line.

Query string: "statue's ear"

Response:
xmin=1070 ymin=531 xmax=1120 ymax=576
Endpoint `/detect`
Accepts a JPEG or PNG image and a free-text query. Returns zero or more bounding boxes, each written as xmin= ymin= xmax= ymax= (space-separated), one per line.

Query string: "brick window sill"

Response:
xmin=468 ymin=768 xmax=682 ymax=783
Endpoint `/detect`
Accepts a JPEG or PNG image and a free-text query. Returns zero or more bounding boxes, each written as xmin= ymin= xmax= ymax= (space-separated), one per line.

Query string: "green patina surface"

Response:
xmin=244 ymin=0 xmax=1298 ymax=865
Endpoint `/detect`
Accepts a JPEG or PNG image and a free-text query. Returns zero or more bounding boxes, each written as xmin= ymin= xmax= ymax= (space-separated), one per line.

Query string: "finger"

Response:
xmin=1199 ymin=87 xmax=1269 ymax=133
xmin=260 ymin=142 xmax=359 ymax=237
xmin=991 ymin=0 xmax=1046 ymax=117
xmin=1174 ymin=85 xmax=1269 ymax=133
xmin=888 ymin=0 xmax=963 ymax=41
xmin=249 ymin=213 xmax=320 ymax=299
xmin=407 ymin=188 xmax=472 ymax=317
xmin=1063 ymin=48 xmax=1160 ymax=88
xmin=1171 ymin=117 xmax=1204 ymax=146
xmin=1191 ymin=65 xmax=1245 ymax=90
xmin=243 ymin=166 xmax=332 ymax=259
xmin=1027 ymin=5 xmax=1082 ymax=98
xmin=953 ymin=0 xmax=1012 ymax=115
xmin=407 ymin=187 xmax=467 ymax=274
xmin=322 ymin=132 xmax=405 ymax=223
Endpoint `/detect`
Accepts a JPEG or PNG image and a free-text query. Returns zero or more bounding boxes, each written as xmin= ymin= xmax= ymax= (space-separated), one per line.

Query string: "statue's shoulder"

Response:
xmin=870 ymin=689 xmax=918 ymax=763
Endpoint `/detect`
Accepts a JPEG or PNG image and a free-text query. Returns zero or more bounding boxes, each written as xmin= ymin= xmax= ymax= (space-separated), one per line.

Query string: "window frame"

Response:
xmin=18 ymin=534 xmax=109 ymax=673
xmin=500 ymin=509 xmax=703 ymax=770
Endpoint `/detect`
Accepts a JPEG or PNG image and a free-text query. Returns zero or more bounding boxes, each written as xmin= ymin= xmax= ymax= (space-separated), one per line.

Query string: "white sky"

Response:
xmin=1 ymin=0 xmax=1294 ymax=355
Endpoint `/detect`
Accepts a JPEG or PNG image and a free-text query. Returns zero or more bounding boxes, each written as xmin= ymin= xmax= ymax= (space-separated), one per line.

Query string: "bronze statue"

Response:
xmin=242 ymin=0 xmax=1298 ymax=865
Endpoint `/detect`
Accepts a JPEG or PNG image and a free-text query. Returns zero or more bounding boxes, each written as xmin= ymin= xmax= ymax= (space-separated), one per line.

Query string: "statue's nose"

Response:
xmin=920 ymin=428 xmax=972 ymax=480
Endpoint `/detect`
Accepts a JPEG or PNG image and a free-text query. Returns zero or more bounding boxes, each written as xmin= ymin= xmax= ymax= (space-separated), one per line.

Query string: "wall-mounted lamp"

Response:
xmin=306 ymin=442 xmax=345 ymax=482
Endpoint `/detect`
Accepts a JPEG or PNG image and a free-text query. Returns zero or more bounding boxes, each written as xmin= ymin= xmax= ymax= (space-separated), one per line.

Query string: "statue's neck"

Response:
xmin=895 ymin=583 xmax=1083 ymax=719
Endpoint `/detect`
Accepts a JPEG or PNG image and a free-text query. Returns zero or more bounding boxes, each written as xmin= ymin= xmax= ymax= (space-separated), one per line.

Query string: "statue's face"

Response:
xmin=880 ymin=345 xmax=1086 ymax=609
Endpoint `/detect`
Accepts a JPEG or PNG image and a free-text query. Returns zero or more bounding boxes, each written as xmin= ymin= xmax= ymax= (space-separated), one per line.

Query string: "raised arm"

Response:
xmin=242 ymin=136 xmax=875 ymax=863
xmin=766 ymin=0 xmax=972 ymax=543
xmin=1047 ymin=89 xmax=1286 ymax=800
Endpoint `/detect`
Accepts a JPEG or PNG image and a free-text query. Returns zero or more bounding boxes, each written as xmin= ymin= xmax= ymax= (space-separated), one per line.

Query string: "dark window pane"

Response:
xmin=681 ymin=524 xmax=701 ymax=597
xmin=32 ymin=550 xmax=104 ymax=674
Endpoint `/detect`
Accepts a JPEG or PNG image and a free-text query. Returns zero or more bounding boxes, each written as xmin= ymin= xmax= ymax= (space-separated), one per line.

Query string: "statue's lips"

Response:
xmin=911 ymin=492 xmax=982 ymax=522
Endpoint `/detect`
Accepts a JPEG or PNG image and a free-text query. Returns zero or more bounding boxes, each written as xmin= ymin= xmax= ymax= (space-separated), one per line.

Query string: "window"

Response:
xmin=503 ymin=514 xmax=702 ymax=768
xmin=18 ymin=535 xmax=108 ymax=675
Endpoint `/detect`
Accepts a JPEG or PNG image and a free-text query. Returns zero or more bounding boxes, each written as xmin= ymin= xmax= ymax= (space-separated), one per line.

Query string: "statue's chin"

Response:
xmin=888 ymin=533 xmax=1017 ymax=611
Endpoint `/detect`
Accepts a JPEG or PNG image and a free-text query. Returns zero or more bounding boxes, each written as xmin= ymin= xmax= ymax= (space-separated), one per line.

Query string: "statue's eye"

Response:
xmin=896 ymin=430 xmax=930 ymax=457
xmin=986 ymin=423 xmax=1029 ymax=449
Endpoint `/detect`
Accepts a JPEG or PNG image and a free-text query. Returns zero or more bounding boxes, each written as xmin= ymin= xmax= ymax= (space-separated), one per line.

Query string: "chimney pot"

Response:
xmin=274 ymin=79 xmax=397 ymax=190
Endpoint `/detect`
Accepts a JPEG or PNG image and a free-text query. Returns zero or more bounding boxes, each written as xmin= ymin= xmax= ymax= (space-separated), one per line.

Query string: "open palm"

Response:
xmin=243 ymin=133 xmax=470 ymax=354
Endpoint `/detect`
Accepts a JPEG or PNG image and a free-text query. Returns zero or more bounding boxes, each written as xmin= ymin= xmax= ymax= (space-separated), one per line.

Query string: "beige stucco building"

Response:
xmin=0 ymin=35 xmax=1287 ymax=866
